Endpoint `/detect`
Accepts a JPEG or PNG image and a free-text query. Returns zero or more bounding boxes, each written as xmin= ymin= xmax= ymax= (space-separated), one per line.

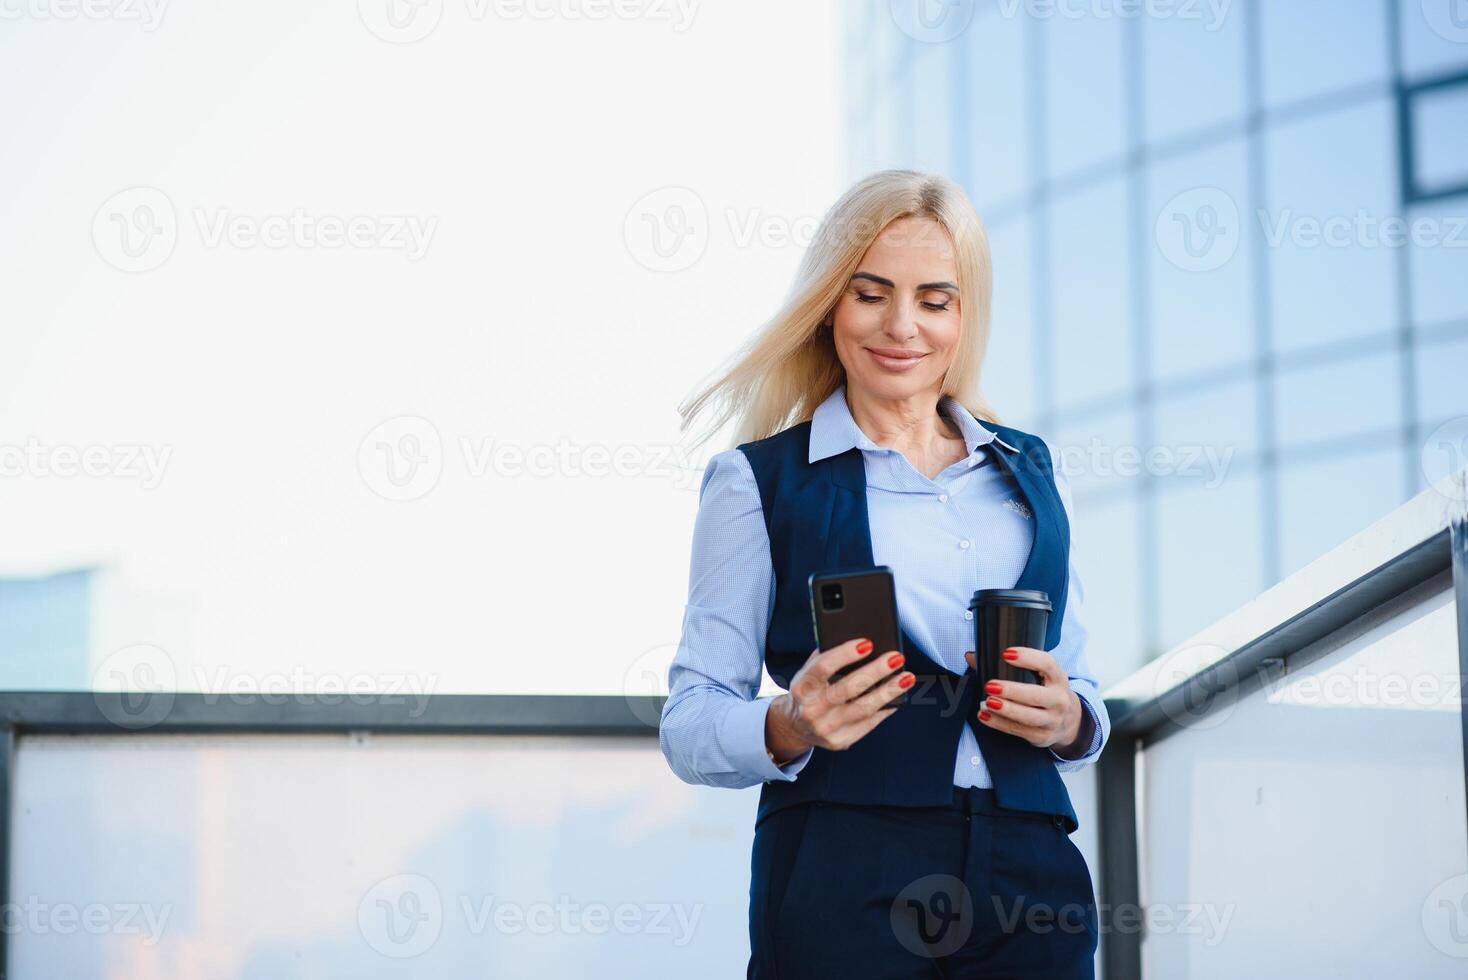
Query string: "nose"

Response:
xmin=882 ymin=296 xmax=921 ymax=342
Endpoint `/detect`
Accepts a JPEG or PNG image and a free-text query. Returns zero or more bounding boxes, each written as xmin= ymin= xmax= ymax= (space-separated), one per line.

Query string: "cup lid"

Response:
xmin=968 ymin=588 xmax=1052 ymax=610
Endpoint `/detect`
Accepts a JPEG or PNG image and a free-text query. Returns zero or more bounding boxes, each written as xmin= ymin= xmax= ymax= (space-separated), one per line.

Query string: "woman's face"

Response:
xmin=829 ymin=215 xmax=962 ymax=401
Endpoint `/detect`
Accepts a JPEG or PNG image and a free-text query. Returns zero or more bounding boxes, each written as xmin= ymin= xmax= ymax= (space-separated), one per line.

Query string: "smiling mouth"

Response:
xmin=865 ymin=347 xmax=927 ymax=369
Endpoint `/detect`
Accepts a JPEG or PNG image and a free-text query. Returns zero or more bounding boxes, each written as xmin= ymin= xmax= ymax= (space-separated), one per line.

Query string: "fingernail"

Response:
xmin=899 ymin=673 xmax=915 ymax=689
xmin=1002 ymin=649 xmax=1019 ymax=661
xmin=887 ymin=653 xmax=905 ymax=669
xmin=984 ymin=682 xmax=1002 ymax=694
xmin=986 ymin=697 xmax=1003 ymax=710
xmin=978 ymin=710 xmax=991 ymax=721
xmin=856 ymin=639 xmax=873 ymax=654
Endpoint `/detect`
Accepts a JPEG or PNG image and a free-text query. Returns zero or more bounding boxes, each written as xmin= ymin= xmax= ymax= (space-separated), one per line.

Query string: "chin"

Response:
xmin=850 ymin=371 xmax=932 ymax=398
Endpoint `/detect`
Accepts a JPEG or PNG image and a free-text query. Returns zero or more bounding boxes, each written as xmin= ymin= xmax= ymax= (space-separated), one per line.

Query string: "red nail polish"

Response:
xmin=984 ymin=681 xmax=1002 ymax=694
xmin=986 ymin=697 xmax=1003 ymax=709
xmin=1002 ymin=649 xmax=1019 ymax=661
xmin=899 ymin=673 xmax=915 ymax=689
xmin=887 ymin=653 xmax=905 ymax=669
xmin=856 ymin=639 xmax=873 ymax=654
xmin=979 ymin=710 xmax=991 ymax=721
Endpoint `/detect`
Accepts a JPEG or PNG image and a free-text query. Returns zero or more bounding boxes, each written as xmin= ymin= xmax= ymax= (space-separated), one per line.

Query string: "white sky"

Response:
xmin=0 ymin=0 xmax=844 ymax=696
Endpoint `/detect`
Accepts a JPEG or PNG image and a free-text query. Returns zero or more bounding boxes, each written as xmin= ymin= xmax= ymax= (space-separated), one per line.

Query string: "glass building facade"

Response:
xmin=846 ymin=0 xmax=1468 ymax=682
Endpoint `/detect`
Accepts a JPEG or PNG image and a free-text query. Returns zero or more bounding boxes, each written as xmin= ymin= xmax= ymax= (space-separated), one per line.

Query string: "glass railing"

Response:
xmin=1097 ymin=472 xmax=1468 ymax=978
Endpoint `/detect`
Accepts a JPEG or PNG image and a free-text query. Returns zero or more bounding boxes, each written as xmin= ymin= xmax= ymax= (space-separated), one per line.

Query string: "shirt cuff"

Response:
xmin=1050 ymin=691 xmax=1104 ymax=767
xmin=720 ymin=695 xmax=813 ymax=783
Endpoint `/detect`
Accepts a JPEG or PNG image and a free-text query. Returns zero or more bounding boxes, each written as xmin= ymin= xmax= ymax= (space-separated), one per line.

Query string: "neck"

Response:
xmin=844 ymin=385 xmax=961 ymax=458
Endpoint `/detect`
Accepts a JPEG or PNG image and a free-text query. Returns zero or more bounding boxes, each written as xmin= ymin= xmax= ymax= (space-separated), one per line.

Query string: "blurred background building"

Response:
xmin=846 ymin=0 xmax=1468 ymax=681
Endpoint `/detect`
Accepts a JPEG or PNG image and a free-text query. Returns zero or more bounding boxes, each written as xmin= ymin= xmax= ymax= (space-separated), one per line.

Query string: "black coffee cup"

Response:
xmin=969 ymin=589 xmax=1051 ymax=687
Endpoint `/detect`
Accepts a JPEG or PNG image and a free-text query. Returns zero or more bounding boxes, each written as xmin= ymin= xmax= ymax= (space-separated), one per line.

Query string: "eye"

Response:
xmin=922 ymin=300 xmax=951 ymax=312
xmin=855 ymin=292 xmax=884 ymax=304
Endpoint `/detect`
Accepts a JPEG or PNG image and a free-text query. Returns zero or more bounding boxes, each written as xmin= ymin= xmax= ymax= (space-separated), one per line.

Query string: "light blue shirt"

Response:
xmin=660 ymin=384 xmax=1109 ymax=790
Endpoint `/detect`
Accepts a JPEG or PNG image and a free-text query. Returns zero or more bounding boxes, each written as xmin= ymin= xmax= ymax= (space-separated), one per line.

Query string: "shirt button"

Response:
xmin=959 ymin=539 xmax=970 ymax=549
xmin=964 ymin=610 xmax=973 ymax=621
xmin=938 ymin=493 xmax=948 ymax=502
xmin=970 ymin=755 xmax=981 ymax=766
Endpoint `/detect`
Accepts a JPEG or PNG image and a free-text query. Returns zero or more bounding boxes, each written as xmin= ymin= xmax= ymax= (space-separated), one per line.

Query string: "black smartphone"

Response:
xmin=808 ymin=566 xmax=908 ymax=708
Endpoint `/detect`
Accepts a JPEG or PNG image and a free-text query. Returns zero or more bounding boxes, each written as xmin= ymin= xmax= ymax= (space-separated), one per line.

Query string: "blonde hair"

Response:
xmin=678 ymin=169 xmax=1003 ymax=452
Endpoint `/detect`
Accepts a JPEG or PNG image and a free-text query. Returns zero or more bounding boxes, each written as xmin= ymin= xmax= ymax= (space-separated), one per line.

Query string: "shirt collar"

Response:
xmin=807 ymin=383 xmax=1018 ymax=464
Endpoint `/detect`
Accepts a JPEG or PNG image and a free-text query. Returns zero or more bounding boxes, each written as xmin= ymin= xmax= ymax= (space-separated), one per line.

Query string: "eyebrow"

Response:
xmin=851 ymin=271 xmax=959 ymax=292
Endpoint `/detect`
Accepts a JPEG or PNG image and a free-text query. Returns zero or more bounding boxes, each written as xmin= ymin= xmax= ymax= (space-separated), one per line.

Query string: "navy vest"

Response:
xmin=737 ymin=417 xmax=1080 ymax=833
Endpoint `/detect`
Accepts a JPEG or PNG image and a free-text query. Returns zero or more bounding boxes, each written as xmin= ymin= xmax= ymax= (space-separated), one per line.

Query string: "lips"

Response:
xmin=865 ymin=347 xmax=927 ymax=371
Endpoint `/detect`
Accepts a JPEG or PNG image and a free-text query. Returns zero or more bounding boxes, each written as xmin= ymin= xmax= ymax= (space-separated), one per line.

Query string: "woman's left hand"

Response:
xmin=963 ymin=646 xmax=1085 ymax=754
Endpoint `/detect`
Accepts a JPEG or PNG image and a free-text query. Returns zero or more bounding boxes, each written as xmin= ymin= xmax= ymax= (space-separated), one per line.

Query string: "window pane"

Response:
xmin=1264 ymin=98 xmax=1400 ymax=353
xmin=984 ymin=218 xmax=1038 ymax=426
xmin=1275 ymin=350 xmax=1405 ymax=450
xmin=1151 ymin=379 xmax=1259 ymax=486
xmin=1052 ymin=408 xmax=1141 ymax=498
xmin=910 ymin=38 xmax=957 ymax=177
xmin=1413 ymin=331 xmax=1468 ymax=427
xmin=1067 ymin=492 xmax=1145 ymax=685
xmin=1399 ymin=0 xmax=1468 ymax=81
xmin=1407 ymin=198 xmax=1468 ymax=329
xmin=1141 ymin=1 xmax=1248 ymax=144
xmin=1259 ymin=0 xmax=1390 ymax=108
xmin=1049 ymin=176 xmax=1134 ymax=410
xmin=963 ymin=6 xmax=1032 ymax=211
xmin=1410 ymin=81 xmax=1468 ymax=197
xmin=1041 ymin=13 xmax=1127 ymax=179
xmin=12 ymin=734 xmax=757 ymax=975
xmin=1148 ymin=140 xmax=1255 ymax=381
xmin=1156 ymin=470 xmax=1265 ymax=649
xmin=1277 ymin=445 xmax=1409 ymax=576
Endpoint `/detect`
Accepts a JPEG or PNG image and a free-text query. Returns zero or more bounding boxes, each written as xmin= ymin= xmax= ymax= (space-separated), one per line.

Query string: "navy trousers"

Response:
xmin=747 ymin=787 xmax=1098 ymax=979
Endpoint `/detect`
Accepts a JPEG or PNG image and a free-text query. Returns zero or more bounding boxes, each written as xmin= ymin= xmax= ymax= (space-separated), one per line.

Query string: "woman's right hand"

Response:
xmin=764 ymin=638 xmax=914 ymax=762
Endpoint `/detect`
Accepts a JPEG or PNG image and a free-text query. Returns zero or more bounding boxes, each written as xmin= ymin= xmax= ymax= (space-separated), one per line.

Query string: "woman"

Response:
xmin=660 ymin=170 xmax=1109 ymax=978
